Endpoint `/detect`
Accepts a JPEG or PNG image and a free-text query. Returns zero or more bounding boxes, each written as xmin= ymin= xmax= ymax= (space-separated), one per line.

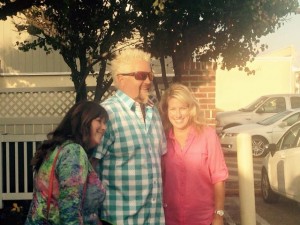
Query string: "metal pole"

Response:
xmin=237 ymin=133 xmax=256 ymax=225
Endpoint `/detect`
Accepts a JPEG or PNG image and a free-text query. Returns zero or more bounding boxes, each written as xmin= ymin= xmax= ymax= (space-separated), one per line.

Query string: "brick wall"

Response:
xmin=181 ymin=62 xmax=217 ymax=127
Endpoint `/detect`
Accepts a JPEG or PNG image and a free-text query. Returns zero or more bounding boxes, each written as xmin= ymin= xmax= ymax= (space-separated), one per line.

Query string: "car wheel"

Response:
xmin=261 ymin=169 xmax=279 ymax=203
xmin=252 ymin=136 xmax=268 ymax=158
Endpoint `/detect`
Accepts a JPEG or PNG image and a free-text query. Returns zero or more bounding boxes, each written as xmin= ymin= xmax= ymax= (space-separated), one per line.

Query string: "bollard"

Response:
xmin=0 ymin=133 xmax=3 ymax=209
xmin=237 ymin=133 xmax=256 ymax=225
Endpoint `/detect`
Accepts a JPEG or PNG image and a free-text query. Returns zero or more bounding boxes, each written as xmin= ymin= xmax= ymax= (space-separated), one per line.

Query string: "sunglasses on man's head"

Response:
xmin=118 ymin=71 xmax=154 ymax=81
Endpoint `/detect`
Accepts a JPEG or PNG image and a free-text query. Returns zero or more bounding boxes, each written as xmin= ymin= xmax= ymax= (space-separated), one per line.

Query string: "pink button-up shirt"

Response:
xmin=162 ymin=126 xmax=228 ymax=225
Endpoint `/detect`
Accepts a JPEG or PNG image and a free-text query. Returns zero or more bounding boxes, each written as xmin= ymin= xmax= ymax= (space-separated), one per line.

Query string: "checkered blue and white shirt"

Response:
xmin=94 ymin=90 xmax=167 ymax=225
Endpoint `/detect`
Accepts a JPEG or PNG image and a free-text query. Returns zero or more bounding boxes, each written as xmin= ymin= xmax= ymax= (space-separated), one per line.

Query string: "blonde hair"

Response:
xmin=159 ymin=83 xmax=205 ymax=132
xmin=110 ymin=48 xmax=151 ymax=87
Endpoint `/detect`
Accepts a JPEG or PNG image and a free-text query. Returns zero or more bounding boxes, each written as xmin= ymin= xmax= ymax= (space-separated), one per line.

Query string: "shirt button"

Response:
xmin=163 ymin=203 xmax=168 ymax=208
xmin=152 ymin=198 xmax=156 ymax=203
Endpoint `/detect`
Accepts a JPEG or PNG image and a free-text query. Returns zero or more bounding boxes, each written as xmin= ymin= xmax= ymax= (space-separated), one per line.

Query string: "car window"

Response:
xmin=257 ymin=97 xmax=286 ymax=113
xmin=257 ymin=110 xmax=292 ymax=125
xmin=296 ymin=134 xmax=300 ymax=147
xmin=283 ymin=112 xmax=300 ymax=126
xmin=290 ymin=97 xmax=300 ymax=109
xmin=239 ymin=96 xmax=268 ymax=112
xmin=278 ymin=123 xmax=300 ymax=150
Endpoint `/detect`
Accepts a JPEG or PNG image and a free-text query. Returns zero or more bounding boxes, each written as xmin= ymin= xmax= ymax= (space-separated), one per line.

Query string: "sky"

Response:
xmin=259 ymin=6 xmax=300 ymax=68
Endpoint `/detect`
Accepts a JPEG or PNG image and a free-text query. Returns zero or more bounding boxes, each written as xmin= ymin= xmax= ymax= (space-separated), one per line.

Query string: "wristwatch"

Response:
xmin=214 ymin=209 xmax=225 ymax=217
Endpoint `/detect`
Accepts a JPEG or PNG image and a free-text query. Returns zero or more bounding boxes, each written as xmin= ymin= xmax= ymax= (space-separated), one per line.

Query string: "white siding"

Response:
xmin=0 ymin=17 xmax=70 ymax=74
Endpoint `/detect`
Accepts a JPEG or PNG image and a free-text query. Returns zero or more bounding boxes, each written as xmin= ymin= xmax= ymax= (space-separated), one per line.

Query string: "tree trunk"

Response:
xmin=94 ymin=59 xmax=112 ymax=102
xmin=159 ymin=56 xmax=169 ymax=89
xmin=71 ymin=71 xmax=88 ymax=103
xmin=75 ymin=83 xmax=88 ymax=102
xmin=153 ymin=77 xmax=161 ymax=101
xmin=172 ymin=53 xmax=184 ymax=82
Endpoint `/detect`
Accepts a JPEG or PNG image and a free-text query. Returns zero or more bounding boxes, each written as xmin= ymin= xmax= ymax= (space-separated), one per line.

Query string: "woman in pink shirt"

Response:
xmin=159 ymin=83 xmax=228 ymax=225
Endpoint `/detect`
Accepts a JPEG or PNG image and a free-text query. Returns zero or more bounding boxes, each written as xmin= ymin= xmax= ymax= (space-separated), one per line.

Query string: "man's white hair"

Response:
xmin=110 ymin=48 xmax=151 ymax=86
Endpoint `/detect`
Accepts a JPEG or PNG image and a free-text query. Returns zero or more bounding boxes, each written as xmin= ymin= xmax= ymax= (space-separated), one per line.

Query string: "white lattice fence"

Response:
xmin=0 ymin=86 xmax=115 ymax=118
xmin=1 ymin=87 xmax=75 ymax=118
xmin=0 ymin=86 xmax=116 ymax=135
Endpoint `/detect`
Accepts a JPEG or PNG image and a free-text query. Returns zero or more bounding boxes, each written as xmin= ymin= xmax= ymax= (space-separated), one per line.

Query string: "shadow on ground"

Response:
xmin=0 ymin=200 xmax=31 ymax=225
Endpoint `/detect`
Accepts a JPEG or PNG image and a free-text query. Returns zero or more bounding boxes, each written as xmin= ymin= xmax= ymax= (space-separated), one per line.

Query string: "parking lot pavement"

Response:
xmin=225 ymin=154 xmax=263 ymax=195
xmin=223 ymin=155 xmax=265 ymax=224
xmin=224 ymin=196 xmax=273 ymax=225
xmin=224 ymin=196 xmax=241 ymax=225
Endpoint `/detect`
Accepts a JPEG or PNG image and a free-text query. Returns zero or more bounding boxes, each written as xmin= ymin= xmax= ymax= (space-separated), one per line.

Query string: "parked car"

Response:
xmin=219 ymin=109 xmax=300 ymax=157
xmin=216 ymin=94 xmax=300 ymax=134
xmin=261 ymin=122 xmax=300 ymax=204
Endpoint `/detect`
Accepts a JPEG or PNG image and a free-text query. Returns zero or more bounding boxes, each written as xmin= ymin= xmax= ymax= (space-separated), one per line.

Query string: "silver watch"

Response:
xmin=214 ymin=209 xmax=224 ymax=217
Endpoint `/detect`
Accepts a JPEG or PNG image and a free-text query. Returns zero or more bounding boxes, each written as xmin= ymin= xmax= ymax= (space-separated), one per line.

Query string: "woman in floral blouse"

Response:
xmin=25 ymin=101 xmax=108 ymax=225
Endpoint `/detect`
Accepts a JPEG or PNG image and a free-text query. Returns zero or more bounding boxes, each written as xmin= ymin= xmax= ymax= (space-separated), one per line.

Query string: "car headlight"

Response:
xmin=223 ymin=133 xmax=238 ymax=137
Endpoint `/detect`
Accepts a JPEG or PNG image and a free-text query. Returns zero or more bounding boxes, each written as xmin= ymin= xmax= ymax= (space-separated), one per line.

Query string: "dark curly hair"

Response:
xmin=31 ymin=100 xmax=108 ymax=172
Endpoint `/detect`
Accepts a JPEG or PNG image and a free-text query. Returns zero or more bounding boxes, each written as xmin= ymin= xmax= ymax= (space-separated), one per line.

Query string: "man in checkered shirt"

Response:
xmin=92 ymin=48 xmax=167 ymax=225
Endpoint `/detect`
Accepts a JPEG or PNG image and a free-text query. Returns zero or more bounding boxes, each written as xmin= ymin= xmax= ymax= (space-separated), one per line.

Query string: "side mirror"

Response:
xmin=265 ymin=143 xmax=277 ymax=157
xmin=278 ymin=121 xmax=288 ymax=128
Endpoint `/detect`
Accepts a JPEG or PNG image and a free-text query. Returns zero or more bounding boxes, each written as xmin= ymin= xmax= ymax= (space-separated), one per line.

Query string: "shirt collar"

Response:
xmin=168 ymin=126 xmax=197 ymax=140
xmin=116 ymin=90 xmax=135 ymax=110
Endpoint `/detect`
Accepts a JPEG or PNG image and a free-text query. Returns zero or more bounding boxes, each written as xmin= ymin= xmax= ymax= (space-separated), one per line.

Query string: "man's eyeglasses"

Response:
xmin=118 ymin=71 xmax=154 ymax=81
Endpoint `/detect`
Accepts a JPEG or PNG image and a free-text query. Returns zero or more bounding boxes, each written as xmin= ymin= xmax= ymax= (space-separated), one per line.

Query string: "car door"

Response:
xmin=269 ymin=123 xmax=300 ymax=201
xmin=268 ymin=123 xmax=298 ymax=192
xmin=282 ymin=125 xmax=300 ymax=202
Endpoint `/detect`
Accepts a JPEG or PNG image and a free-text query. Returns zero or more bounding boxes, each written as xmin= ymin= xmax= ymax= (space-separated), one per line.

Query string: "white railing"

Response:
xmin=0 ymin=134 xmax=46 ymax=208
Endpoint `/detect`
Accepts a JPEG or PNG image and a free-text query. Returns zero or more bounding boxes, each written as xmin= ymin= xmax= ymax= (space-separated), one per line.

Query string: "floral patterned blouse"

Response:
xmin=25 ymin=141 xmax=106 ymax=225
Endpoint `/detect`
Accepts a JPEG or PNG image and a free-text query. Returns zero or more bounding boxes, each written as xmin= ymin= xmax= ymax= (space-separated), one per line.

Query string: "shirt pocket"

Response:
xmin=187 ymin=149 xmax=208 ymax=171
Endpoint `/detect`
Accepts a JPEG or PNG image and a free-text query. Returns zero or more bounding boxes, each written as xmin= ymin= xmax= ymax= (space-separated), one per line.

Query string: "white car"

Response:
xmin=219 ymin=109 xmax=300 ymax=157
xmin=261 ymin=122 xmax=300 ymax=203
xmin=216 ymin=94 xmax=300 ymax=134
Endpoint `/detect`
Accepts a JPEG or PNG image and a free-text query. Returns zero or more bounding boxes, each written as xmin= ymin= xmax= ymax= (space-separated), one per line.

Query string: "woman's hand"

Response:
xmin=212 ymin=215 xmax=224 ymax=225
